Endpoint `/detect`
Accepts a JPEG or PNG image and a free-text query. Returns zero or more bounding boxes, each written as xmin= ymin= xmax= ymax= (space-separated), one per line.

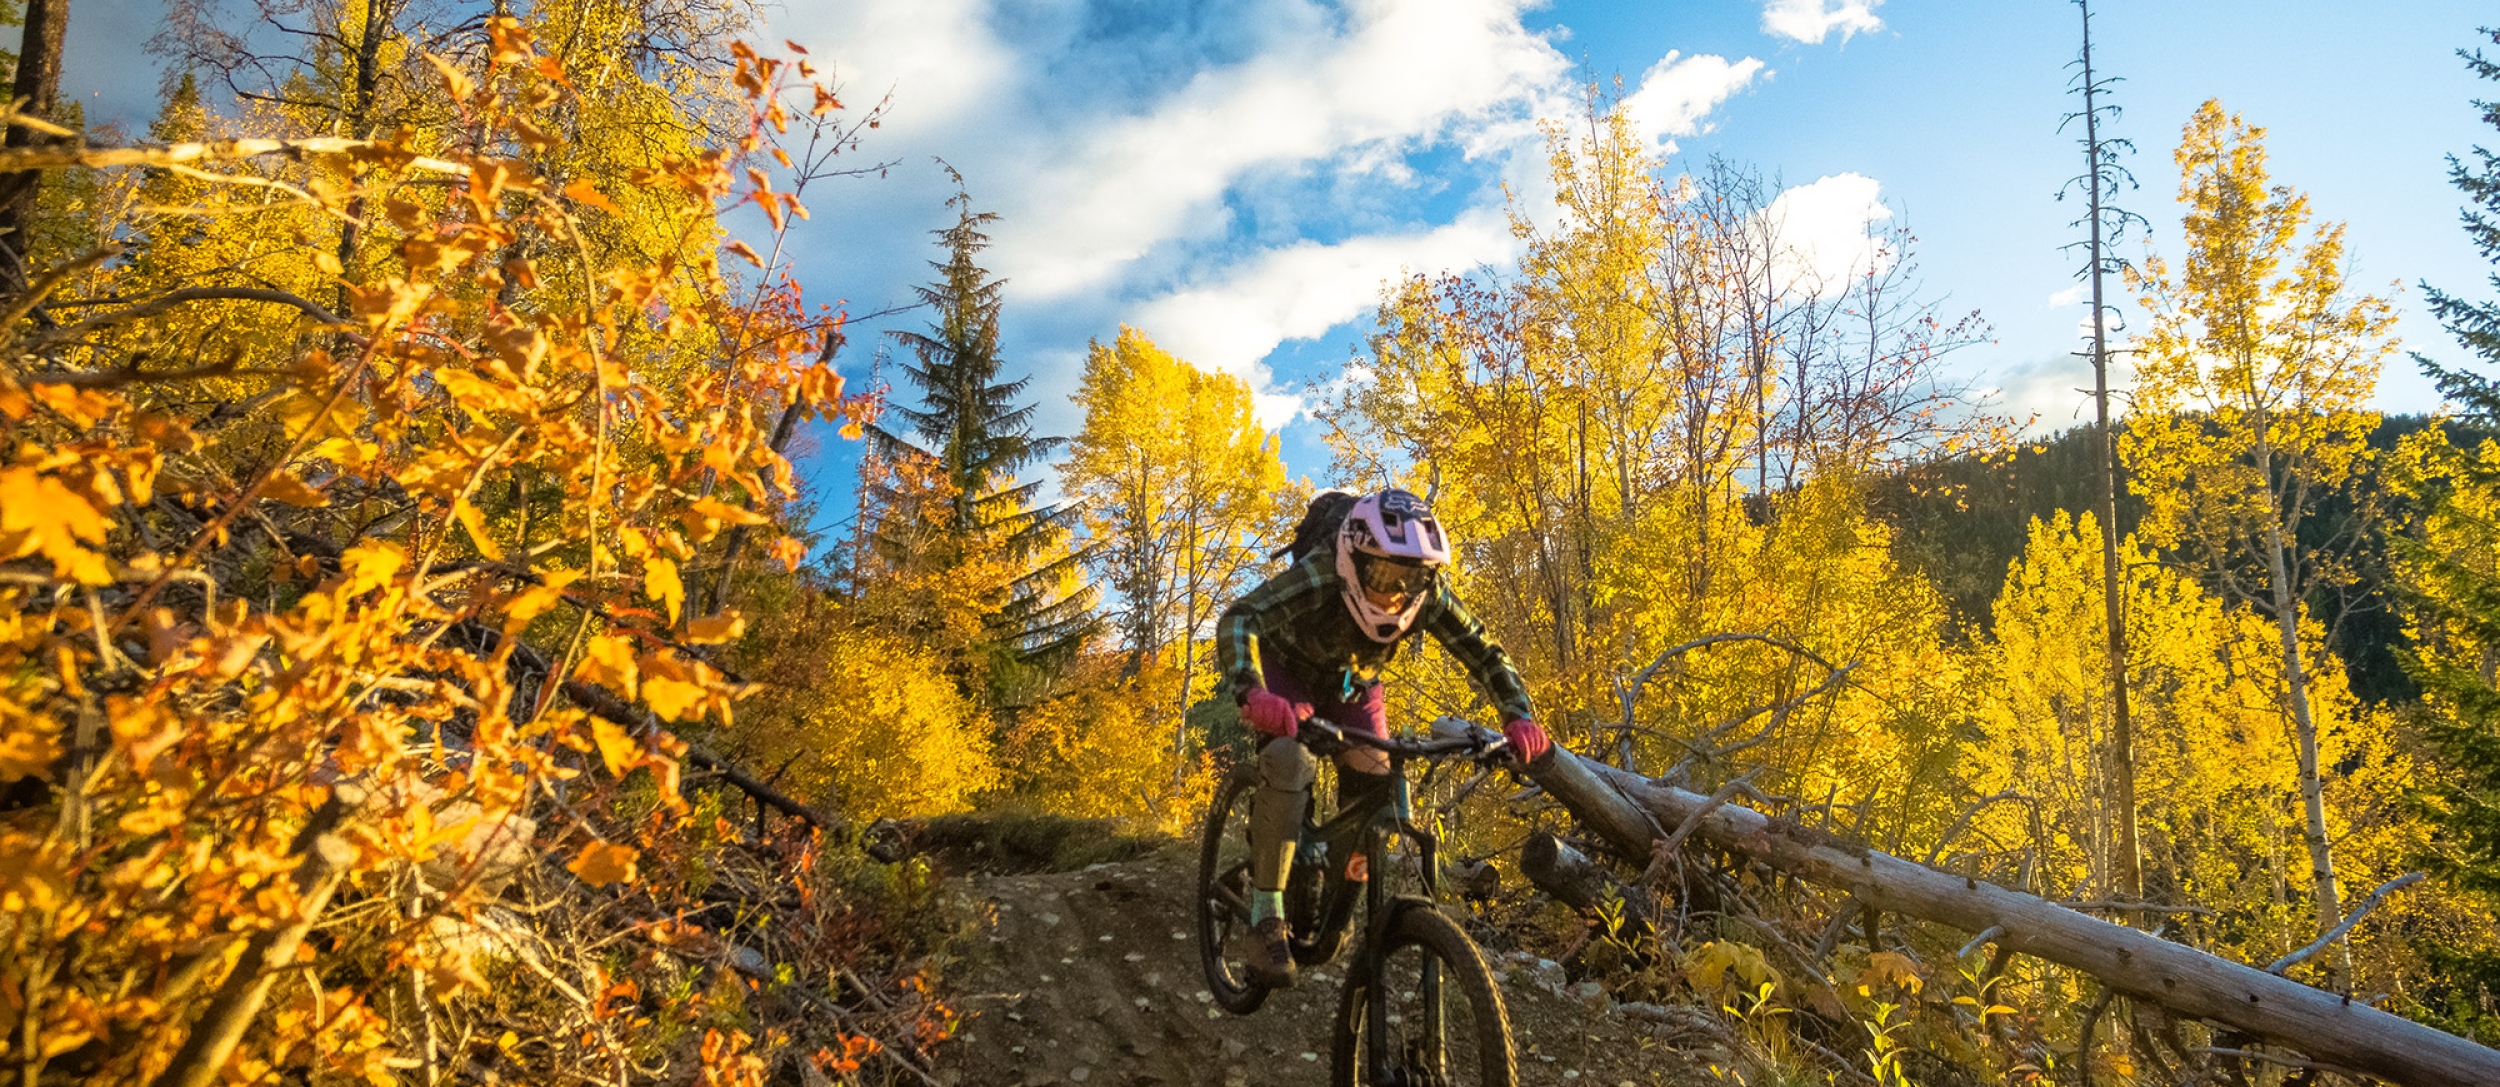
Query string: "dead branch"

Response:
xmin=2267 ymin=871 xmax=2426 ymax=976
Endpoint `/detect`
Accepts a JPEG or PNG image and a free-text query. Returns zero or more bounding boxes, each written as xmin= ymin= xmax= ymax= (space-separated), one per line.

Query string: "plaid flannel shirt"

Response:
xmin=1215 ymin=555 xmax=1537 ymax=724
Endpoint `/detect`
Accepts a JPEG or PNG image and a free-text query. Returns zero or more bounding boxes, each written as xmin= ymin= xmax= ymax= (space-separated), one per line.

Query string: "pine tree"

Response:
xmin=871 ymin=178 xmax=1093 ymax=687
xmin=2399 ymin=27 xmax=2500 ymax=1018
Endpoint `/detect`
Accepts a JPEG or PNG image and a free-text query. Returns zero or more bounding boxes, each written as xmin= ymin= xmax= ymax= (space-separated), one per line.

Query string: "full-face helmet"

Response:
xmin=1335 ymin=488 xmax=1450 ymax=642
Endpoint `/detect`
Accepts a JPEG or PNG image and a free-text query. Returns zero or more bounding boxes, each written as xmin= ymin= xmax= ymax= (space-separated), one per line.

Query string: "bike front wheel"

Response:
xmin=1196 ymin=769 xmax=1270 ymax=1014
xmin=1330 ymin=904 xmax=1516 ymax=1087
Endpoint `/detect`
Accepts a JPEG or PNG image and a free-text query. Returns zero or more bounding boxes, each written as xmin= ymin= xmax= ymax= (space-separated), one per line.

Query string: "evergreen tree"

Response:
xmin=870 ymin=179 xmax=1093 ymax=688
xmin=2400 ymin=27 xmax=2500 ymax=1018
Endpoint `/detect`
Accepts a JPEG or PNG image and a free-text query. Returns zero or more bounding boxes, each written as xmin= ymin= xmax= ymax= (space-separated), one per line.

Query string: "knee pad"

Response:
xmin=1258 ymin=736 xmax=1317 ymax=793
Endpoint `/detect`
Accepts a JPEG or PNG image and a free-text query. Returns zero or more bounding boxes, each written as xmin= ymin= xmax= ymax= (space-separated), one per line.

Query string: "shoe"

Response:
xmin=1245 ymin=917 xmax=1298 ymax=989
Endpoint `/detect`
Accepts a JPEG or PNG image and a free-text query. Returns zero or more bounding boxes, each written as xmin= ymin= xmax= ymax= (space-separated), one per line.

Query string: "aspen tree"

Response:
xmin=2125 ymin=100 xmax=2398 ymax=977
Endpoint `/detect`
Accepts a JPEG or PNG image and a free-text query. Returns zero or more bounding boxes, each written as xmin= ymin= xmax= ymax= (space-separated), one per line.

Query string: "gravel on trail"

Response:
xmin=928 ymin=846 xmax=1720 ymax=1087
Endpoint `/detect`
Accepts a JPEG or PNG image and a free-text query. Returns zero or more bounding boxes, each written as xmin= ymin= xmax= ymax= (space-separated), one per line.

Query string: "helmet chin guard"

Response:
xmin=1334 ymin=488 xmax=1451 ymax=642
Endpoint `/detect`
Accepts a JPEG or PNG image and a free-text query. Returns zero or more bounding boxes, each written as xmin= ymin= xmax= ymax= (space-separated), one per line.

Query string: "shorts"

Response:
xmin=1258 ymin=643 xmax=1386 ymax=738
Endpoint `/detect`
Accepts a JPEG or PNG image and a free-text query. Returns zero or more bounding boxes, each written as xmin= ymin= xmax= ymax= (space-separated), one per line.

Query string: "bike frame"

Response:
xmin=1290 ymin=723 xmax=1499 ymax=1086
xmin=1290 ymin=746 xmax=1440 ymax=968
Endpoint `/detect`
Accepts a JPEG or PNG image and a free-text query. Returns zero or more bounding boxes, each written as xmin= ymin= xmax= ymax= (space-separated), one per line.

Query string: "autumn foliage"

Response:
xmin=0 ymin=16 xmax=959 ymax=1085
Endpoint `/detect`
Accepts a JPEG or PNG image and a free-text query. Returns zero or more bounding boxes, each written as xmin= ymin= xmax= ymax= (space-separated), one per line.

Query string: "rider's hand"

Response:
xmin=1502 ymin=718 xmax=1551 ymax=764
xmin=1243 ymin=687 xmax=1307 ymax=739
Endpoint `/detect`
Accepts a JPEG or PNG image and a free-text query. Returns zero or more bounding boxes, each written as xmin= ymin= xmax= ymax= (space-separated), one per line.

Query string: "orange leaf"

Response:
xmin=642 ymin=675 xmax=706 ymax=722
xmin=562 ymin=180 xmax=620 ymax=215
xmin=644 ymin=556 xmax=683 ymax=624
xmin=723 ymin=240 xmax=765 ymax=269
xmin=689 ymin=498 xmax=769 ymax=528
xmin=567 ymin=841 xmax=639 ymax=886
xmin=502 ymin=568 xmax=578 ymax=635
xmin=577 ymin=634 xmax=639 ymax=698
xmin=0 ymin=719 xmax=63 ymax=783
xmin=591 ymin=716 xmax=640 ymax=778
xmin=424 ymin=53 xmax=475 ymax=103
xmin=453 ymin=499 xmax=502 ymax=560
xmin=684 ymin=611 xmax=745 ymax=645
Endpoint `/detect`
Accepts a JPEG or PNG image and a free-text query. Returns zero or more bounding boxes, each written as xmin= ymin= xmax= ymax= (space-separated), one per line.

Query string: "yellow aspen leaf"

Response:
xmin=767 ymin=535 xmax=806 ymax=572
xmin=577 ymin=634 xmax=638 ymax=698
xmin=641 ymin=675 xmax=707 ymax=722
xmin=502 ymin=568 xmax=579 ymax=635
xmin=644 ymin=556 xmax=683 ymax=624
xmin=724 ymin=240 xmax=765 ymax=269
xmin=116 ymin=806 xmax=183 ymax=836
xmin=0 ymin=833 xmax=68 ymax=912
xmin=1855 ymin=951 xmax=1923 ymax=996
xmin=689 ymin=498 xmax=769 ymax=527
xmin=566 ymin=841 xmax=639 ymax=886
xmin=0 ymin=466 xmax=113 ymax=584
xmin=590 ymin=716 xmax=640 ymax=778
xmin=562 ymin=180 xmax=620 ymax=215
xmin=424 ymin=53 xmax=475 ymax=103
xmin=0 ymin=719 xmax=63 ymax=782
xmin=684 ymin=611 xmax=745 ymax=645
xmin=452 ymin=499 xmax=502 ymax=560
xmin=339 ymin=540 xmax=407 ymax=598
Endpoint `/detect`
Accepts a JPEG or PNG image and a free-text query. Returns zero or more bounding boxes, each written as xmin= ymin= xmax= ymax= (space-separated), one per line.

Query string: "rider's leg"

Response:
xmin=1250 ymin=731 xmax=1316 ymax=921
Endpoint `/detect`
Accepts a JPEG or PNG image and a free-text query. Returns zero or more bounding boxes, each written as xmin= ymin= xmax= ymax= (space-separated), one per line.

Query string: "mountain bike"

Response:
xmin=1196 ymin=715 xmax=1519 ymax=1087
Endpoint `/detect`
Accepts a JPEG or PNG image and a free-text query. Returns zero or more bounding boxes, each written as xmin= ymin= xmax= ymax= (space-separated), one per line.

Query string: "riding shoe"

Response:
xmin=1246 ymin=917 xmax=1298 ymax=988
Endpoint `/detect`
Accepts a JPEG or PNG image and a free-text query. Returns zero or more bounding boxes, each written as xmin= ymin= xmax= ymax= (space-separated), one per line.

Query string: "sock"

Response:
xmin=1250 ymin=888 xmax=1285 ymax=925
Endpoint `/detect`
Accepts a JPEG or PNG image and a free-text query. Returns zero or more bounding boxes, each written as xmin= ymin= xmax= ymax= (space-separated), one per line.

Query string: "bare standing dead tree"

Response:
xmin=2058 ymin=0 xmax=2152 ymax=908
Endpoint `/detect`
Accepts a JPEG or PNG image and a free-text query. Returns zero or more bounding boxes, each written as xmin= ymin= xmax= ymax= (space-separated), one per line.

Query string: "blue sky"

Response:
xmin=758 ymin=0 xmax=2498 ymax=511
xmin=57 ymin=0 xmax=2500 ymax=518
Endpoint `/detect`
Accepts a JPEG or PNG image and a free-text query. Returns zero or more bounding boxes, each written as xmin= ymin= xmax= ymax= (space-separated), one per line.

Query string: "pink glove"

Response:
xmin=1502 ymin=719 xmax=1551 ymax=764
xmin=1243 ymin=687 xmax=1308 ymax=739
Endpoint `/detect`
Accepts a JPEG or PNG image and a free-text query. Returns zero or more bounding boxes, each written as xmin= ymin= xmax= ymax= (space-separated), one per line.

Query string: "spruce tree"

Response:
xmin=870 ymin=180 xmax=1094 ymax=689
xmin=2404 ymin=27 xmax=2500 ymax=1018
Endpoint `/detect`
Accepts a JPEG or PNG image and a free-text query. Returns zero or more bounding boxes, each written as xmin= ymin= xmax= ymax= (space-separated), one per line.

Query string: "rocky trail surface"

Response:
xmin=928 ymin=846 xmax=1719 ymax=1087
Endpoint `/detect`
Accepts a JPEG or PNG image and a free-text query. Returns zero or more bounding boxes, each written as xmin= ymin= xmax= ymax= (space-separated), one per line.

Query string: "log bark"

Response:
xmin=1521 ymin=747 xmax=2500 ymax=1087
xmin=1519 ymin=831 xmax=1656 ymax=948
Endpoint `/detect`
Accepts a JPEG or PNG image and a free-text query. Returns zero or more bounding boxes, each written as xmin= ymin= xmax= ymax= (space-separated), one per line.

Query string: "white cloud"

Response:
xmin=1764 ymin=173 xmax=1892 ymax=291
xmin=1621 ymin=52 xmax=1767 ymax=151
xmin=1130 ymin=209 xmax=1520 ymax=428
xmin=2046 ymin=283 xmax=2090 ymax=308
xmin=1760 ymin=0 xmax=1884 ymax=45
xmin=996 ymin=0 xmax=1570 ymax=300
xmin=810 ymin=0 xmax=1015 ymax=132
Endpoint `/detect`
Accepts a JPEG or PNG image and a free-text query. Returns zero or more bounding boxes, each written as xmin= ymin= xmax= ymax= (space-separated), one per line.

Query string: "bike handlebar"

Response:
xmin=1298 ymin=717 xmax=1511 ymax=762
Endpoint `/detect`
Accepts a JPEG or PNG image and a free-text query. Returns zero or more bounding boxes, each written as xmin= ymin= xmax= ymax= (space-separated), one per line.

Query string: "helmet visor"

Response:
xmin=1354 ymin=553 xmax=1435 ymax=598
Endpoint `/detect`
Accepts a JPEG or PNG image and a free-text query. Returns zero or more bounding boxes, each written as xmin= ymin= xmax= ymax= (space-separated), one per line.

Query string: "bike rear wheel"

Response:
xmin=1197 ymin=769 xmax=1271 ymax=1014
xmin=1330 ymin=905 xmax=1515 ymax=1087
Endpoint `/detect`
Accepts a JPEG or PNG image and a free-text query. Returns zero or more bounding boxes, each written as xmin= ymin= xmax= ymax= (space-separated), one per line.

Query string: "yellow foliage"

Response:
xmin=996 ymin=653 xmax=1217 ymax=835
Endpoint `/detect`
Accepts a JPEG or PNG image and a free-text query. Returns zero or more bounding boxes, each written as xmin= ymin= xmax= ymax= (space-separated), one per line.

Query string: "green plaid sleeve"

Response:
xmin=1420 ymin=584 xmax=1537 ymax=723
xmin=1215 ymin=560 xmax=1333 ymax=700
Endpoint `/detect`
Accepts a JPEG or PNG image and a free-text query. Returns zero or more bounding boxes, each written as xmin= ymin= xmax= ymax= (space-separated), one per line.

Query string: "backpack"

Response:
xmin=1271 ymin=488 xmax=1360 ymax=565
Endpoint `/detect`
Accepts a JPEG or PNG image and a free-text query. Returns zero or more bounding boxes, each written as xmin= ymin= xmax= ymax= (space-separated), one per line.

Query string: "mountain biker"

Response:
xmin=1214 ymin=487 xmax=1550 ymax=989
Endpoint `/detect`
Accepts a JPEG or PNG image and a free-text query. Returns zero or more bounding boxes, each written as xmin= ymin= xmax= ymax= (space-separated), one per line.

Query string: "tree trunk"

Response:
xmin=1521 ymin=747 xmax=2500 ymax=1087
xmin=0 ymin=0 xmax=71 ymax=287
xmin=2264 ymin=495 xmax=2344 ymax=979
xmin=2075 ymin=0 xmax=2143 ymax=905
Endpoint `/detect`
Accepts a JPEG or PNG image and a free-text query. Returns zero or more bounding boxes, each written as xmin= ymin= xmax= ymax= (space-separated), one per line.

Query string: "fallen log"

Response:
xmin=1522 ymin=747 xmax=2500 ymax=1087
xmin=1519 ymin=831 xmax=1657 ymax=950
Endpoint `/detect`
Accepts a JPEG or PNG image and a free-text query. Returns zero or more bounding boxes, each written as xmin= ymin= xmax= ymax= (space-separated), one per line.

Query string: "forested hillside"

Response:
xmin=4 ymin=2 xmax=2500 ymax=1086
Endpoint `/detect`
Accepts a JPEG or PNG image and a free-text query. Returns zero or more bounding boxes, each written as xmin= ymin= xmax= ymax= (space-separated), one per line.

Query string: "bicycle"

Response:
xmin=1196 ymin=715 xmax=1520 ymax=1087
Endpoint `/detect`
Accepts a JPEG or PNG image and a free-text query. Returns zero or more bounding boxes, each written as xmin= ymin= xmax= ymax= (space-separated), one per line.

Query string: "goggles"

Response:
xmin=1353 ymin=553 xmax=1436 ymax=597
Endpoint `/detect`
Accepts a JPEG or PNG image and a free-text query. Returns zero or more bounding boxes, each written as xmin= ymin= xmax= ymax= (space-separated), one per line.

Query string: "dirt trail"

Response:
xmin=929 ymin=846 xmax=1717 ymax=1087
